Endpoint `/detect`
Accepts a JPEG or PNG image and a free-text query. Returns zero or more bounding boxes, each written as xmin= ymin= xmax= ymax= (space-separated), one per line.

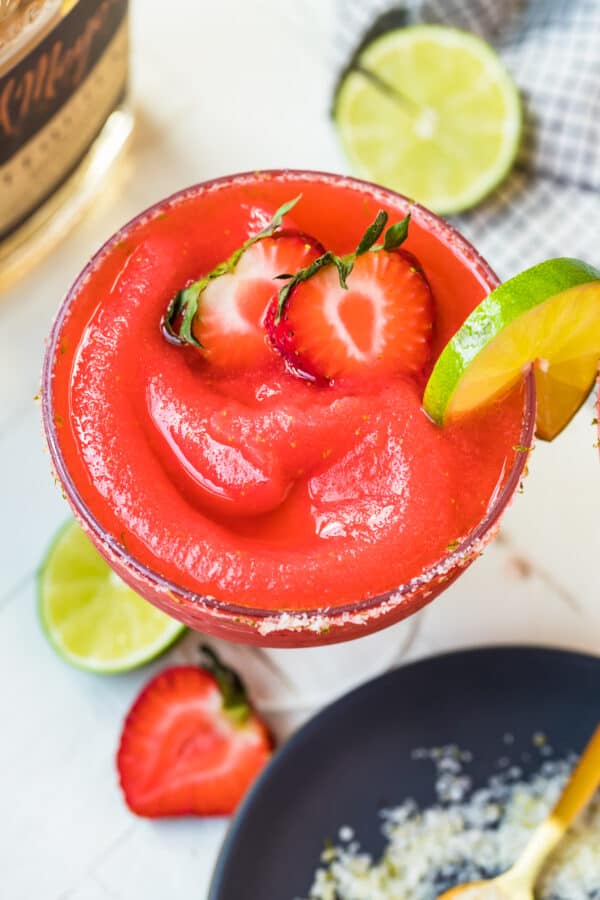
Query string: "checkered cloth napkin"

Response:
xmin=334 ymin=0 xmax=600 ymax=279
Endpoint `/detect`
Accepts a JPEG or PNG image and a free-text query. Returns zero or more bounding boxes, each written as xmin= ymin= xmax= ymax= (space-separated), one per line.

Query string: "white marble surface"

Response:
xmin=1 ymin=2 xmax=599 ymax=898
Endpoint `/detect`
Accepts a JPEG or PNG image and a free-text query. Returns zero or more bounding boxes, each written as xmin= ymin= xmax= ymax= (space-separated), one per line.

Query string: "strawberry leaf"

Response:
xmin=162 ymin=282 xmax=206 ymax=348
xmin=200 ymin=644 xmax=250 ymax=725
xmin=383 ymin=213 xmax=411 ymax=250
xmin=179 ymin=285 xmax=203 ymax=346
xmin=162 ymin=292 xmax=185 ymax=345
xmin=356 ymin=210 xmax=388 ymax=255
xmin=332 ymin=255 xmax=352 ymax=289
xmin=255 ymin=194 xmax=302 ymax=238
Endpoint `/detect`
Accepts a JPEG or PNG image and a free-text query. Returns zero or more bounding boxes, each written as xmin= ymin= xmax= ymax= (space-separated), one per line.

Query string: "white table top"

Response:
xmin=1 ymin=2 xmax=599 ymax=898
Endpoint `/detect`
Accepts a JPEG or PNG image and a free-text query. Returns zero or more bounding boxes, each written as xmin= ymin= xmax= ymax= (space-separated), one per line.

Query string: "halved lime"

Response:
xmin=334 ymin=25 xmax=521 ymax=214
xmin=38 ymin=521 xmax=185 ymax=673
xmin=423 ymin=258 xmax=600 ymax=441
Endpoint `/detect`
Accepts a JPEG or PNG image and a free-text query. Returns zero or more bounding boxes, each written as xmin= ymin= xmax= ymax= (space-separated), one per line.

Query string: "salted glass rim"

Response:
xmin=42 ymin=169 xmax=536 ymax=626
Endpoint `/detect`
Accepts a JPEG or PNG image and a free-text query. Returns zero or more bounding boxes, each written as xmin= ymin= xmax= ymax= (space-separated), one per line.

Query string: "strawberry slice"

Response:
xmin=116 ymin=646 xmax=272 ymax=818
xmin=266 ymin=245 xmax=434 ymax=382
xmin=193 ymin=230 xmax=324 ymax=370
xmin=162 ymin=195 xmax=324 ymax=371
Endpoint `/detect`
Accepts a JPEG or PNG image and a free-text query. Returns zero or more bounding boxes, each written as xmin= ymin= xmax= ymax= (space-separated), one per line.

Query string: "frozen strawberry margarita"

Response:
xmin=44 ymin=171 xmax=533 ymax=644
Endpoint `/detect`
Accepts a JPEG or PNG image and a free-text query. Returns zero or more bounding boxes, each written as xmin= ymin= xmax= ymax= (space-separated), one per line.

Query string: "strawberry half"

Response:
xmin=116 ymin=646 xmax=272 ymax=818
xmin=161 ymin=195 xmax=324 ymax=371
xmin=266 ymin=212 xmax=434 ymax=382
xmin=193 ymin=230 xmax=324 ymax=370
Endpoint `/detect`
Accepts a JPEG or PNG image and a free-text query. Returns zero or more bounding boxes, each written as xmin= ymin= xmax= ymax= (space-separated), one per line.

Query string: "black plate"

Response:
xmin=209 ymin=646 xmax=600 ymax=900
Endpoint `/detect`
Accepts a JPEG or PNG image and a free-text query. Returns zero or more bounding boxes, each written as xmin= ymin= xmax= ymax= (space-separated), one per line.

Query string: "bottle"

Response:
xmin=0 ymin=0 xmax=132 ymax=289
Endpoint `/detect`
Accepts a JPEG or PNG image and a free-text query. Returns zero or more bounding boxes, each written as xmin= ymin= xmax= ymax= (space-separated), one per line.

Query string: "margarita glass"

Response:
xmin=42 ymin=171 xmax=535 ymax=648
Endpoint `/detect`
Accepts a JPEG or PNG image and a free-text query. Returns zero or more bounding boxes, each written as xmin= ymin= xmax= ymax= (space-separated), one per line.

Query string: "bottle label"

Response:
xmin=0 ymin=0 xmax=128 ymax=238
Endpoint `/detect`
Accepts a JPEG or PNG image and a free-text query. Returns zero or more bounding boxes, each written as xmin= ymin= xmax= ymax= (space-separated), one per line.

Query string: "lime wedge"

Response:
xmin=38 ymin=521 xmax=185 ymax=673
xmin=334 ymin=25 xmax=521 ymax=214
xmin=423 ymin=258 xmax=600 ymax=441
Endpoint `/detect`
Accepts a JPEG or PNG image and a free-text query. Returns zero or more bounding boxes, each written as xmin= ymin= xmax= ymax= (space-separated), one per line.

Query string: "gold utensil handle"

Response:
xmin=551 ymin=723 xmax=600 ymax=828
xmin=508 ymin=723 xmax=600 ymax=886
